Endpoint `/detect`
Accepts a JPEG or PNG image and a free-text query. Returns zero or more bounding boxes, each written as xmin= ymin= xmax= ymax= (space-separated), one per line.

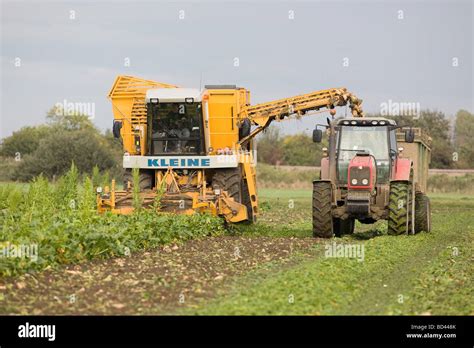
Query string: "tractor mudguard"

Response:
xmin=393 ymin=158 xmax=412 ymax=181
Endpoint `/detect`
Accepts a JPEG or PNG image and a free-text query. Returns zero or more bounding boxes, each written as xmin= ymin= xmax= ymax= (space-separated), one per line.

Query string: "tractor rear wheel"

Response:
xmin=312 ymin=181 xmax=334 ymax=238
xmin=415 ymin=192 xmax=431 ymax=233
xmin=212 ymin=168 xmax=253 ymax=223
xmin=123 ymin=169 xmax=153 ymax=191
xmin=333 ymin=218 xmax=355 ymax=237
xmin=388 ymin=181 xmax=414 ymax=235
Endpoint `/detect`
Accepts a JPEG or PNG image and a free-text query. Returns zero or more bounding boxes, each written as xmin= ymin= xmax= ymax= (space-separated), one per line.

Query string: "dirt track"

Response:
xmin=0 ymin=236 xmax=319 ymax=315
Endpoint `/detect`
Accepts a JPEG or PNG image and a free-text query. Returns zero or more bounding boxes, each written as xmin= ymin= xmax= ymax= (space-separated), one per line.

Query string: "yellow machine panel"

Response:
xmin=206 ymin=87 xmax=249 ymax=152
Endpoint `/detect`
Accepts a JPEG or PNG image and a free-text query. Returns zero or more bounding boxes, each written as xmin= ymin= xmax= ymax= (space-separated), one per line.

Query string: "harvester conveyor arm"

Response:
xmin=238 ymin=87 xmax=363 ymax=145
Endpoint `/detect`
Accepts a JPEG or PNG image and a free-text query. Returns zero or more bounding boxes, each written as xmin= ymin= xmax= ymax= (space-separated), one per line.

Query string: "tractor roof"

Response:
xmin=146 ymin=88 xmax=202 ymax=103
xmin=336 ymin=117 xmax=397 ymax=126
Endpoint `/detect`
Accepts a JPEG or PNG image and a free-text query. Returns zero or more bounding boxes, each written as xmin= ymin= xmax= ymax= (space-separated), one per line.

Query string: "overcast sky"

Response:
xmin=1 ymin=0 xmax=472 ymax=138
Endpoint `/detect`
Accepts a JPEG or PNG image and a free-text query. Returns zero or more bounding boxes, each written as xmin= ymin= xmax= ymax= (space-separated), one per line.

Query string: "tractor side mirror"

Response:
xmin=404 ymin=128 xmax=415 ymax=143
xmin=313 ymin=129 xmax=323 ymax=143
xmin=113 ymin=120 xmax=123 ymax=139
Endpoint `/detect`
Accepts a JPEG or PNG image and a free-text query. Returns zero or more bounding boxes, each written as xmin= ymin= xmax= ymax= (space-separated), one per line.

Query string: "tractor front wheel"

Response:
xmin=388 ymin=181 xmax=414 ymax=235
xmin=312 ymin=181 xmax=334 ymax=238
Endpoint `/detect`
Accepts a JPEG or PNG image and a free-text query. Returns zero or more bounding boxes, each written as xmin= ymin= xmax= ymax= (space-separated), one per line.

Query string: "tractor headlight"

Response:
xmin=96 ymin=186 xmax=103 ymax=194
xmin=349 ymin=166 xmax=371 ymax=187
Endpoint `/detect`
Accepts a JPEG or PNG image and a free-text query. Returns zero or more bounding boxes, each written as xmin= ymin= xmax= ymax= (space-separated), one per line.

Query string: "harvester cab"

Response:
xmin=102 ymin=78 xmax=258 ymax=223
xmin=312 ymin=117 xmax=432 ymax=238
xmin=146 ymin=88 xmax=205 ymax=156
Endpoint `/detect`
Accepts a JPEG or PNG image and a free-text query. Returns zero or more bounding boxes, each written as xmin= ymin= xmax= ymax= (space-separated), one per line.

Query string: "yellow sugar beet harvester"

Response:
xmin=97 ymin=75 xmax=364 ymax=223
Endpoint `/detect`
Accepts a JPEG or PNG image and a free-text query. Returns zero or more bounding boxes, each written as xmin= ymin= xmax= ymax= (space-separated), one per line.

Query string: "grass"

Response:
xmin=184 ymin=189 xmax=474 ymax=315
xmin=257 ymin=163 xmax=474 ymax=194
xmin=428 ymin=174 xmax=474 ymax=194
xmin=257 ymin=163 xmax=317 ymax=189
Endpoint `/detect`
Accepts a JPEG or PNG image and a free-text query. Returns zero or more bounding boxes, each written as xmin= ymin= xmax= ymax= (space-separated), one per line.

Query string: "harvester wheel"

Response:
xmin=241 ymin=179 xmax=254 ymax=223
xmin=212 ymin=168 xmax=253 ymax=223
xmin=415 ymin=193 xmax=431 ymax=233
xmin=388 ymin=181 xmax=414 ymax=235
xmin=312 ymin=181 xmax=334 ymax=238
xmin=123 ymin=169 xmax=153 ymax=191
xmin=333 ymin=218 xmax=355 ymax=237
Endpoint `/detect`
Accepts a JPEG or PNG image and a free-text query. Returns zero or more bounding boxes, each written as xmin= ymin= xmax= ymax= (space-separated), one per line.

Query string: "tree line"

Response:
xmin=0 ymin=108 xmax=473 ymax=182
xmin=0 ymin=108 xmax=123 ymax=182
xmin=257 ymin=109 xmax=474 ymax=169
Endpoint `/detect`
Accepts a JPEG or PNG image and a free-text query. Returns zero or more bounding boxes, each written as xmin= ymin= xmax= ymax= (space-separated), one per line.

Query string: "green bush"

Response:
xmin=0 ymin=111 xmax=122 ymax=182
xmin=256 ymin=126 xmax=326 ymax=166
xmin=0 ymin=125 xmax=51 ymax=158
xmin=13 ymin=129 xmax=119 ymax=181
xmin=0 ymin=157 xmax=20 ymax=181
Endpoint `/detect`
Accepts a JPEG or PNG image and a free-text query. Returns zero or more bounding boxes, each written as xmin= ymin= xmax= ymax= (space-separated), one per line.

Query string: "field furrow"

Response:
xmin=1 ymin=189 xmax=472 ymax=315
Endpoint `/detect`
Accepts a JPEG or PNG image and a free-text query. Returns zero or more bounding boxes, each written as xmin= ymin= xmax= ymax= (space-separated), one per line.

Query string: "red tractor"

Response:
xmin=312 ymin=117 xmax=432 ymax=237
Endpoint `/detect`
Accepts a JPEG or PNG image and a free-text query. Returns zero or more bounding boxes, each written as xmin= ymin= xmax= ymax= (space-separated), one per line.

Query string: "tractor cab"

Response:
xmin=145 ymin=88 xmax=206 ymax=156
xmin=334 ymin=117 xmax=398 ymax=187
xmin=311 ymin=116 xmax=431 ymax=239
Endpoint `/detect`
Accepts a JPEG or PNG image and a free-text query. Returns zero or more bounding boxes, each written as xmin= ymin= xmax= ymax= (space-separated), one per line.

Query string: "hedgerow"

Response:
xmin=0 ymin=165 xmax=224 ymax=276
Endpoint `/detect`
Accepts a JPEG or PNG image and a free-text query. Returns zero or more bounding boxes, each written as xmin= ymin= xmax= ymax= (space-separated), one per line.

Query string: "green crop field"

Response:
xmin=184 ymin=189 xmax=474 ymax=315
xmin=0 ymin=179 xmax=473 ymax=315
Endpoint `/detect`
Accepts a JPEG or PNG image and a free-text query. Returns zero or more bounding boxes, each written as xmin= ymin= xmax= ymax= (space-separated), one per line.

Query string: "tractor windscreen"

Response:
xmin=148 ymin=102 xmax=205 ymax=155
xmin=337 ymin=126 xmax=391 ymax=184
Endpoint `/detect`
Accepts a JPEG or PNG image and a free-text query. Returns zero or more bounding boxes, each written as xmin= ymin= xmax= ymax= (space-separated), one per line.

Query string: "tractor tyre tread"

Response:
xmin=415 ymin=192 xmax=431 ymax=233
xmin=388 ymin=181 xmax=410 ymax=235
xmin=312 ymin=181 xmax=334 ymax=238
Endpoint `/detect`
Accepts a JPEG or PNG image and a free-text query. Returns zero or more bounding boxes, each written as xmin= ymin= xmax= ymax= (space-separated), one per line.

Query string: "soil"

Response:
xmin=0 ymin=236 xmax=320 ymax=315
